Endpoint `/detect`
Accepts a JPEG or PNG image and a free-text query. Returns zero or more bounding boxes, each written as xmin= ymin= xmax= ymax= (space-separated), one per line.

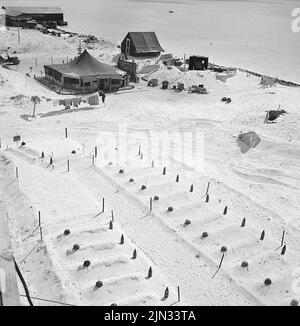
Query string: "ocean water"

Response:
xmin=2 ymin=0 xmax=300 ymax=82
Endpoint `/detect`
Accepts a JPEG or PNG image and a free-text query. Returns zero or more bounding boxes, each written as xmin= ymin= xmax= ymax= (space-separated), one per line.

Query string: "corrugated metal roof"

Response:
xmin=126 ymin=32 xmax=164 ymax=54
xmin=3 ymin=6 xmax=63 ymax=16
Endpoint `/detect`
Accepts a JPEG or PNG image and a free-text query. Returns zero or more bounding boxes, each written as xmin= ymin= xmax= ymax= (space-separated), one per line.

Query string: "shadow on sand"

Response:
xmin=20 ymin=106 xmax=100 ymax=121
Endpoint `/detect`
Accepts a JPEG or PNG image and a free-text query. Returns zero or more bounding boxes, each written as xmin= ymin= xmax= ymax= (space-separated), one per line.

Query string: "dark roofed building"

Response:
xmin=121 ymin=32 xmax=164 ymax=58
xmin=44 ymin=50 xmax=126 ymax=92
xmin=3 ymin=6 xmax=64 ymax=25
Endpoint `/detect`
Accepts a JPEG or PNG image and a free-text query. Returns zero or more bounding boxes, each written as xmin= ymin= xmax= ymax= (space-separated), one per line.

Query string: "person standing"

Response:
xmin=101 ymin=92 xmax=106 ymax=106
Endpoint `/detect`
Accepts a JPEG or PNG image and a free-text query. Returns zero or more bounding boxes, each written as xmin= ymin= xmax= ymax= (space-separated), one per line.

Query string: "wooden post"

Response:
xmin=32 ymin=102 xmax=36 ymax=118
xmin=17 ymin=22 xmax=20 ymax=44
xmin=190 ymin=184 xmax=194 ymax=193
xmin=111 ymin=210 xmax=114 ymax=222
xmin=65 ymin=128 xmax=68 ymax=139
xmin=205 ymin=182 xmax=211 ymax=196
xmin=35 ymin=58 xmax=37 ymax=68
xmin=150 ymin=197 xmax=153 ymax=211
xmin=281 ymin=230 xmax=285 ymax=247
xmin=38 ymin=211 xmax=41 ymax=227
xmin=102 ymin=198 xmax=105 ymax=213
xmin=176 ymin=175 xmax=179 ymax=183
xmin=138 ymin=145 xmax=141 ymax=156
xmin=177 ymin=286 xmax=181 ymax=302
xmin=95 ymin=147 xmax=98 ymax=159
xmin=15 ymin=167 xmax=19 ymax=179
xmin=163 ymin=167 xmax=166 ymax=175
xmin=67 ymin=159 xmax=70 ymax=172
xmin=39 ymin=225 xmax=43 ymax=242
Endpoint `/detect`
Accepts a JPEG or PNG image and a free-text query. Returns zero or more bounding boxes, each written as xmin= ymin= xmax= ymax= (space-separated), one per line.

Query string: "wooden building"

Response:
xmin=3 ymin=6 xmax=64 ymax=26
xmin=189 ymin=56 xmax=209 ymax=71
xmin=44 ymin=50 xmax=126 ymax=92
xmin=121 ymin=32 xmax=164 ymax=58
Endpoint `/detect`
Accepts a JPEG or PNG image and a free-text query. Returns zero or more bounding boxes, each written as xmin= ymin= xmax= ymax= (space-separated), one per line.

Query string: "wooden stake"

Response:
xmin=190 ymin=184 xmax=194 ymax=193
xmin=40 ymin=225 xmax=43 ymax=241
xmin=120 ymin=234 xmax=124 ymax=244
xmin=164 ymin=287 xmax=169 ymax=299
xmin=205 ymin=181 xmax=211 ymax=195
xmin=150 ymin=197 xmax=153 ymax=211
xmin=38 ymin=211 xmax=41 ymax=227
xmin=132 ymin=249 xmax=137 ymax=259
xmin=109 ymin=220 xmax=113 ymax=230
xmin=205 ymin=194 xmax=209 ymax=203
xmin=148 ymin=267 xmax=152 ymax=278
xmin=138 ymin=145 xmax=141 ymax=156
xmin=65 ymin=128 xmax=68 ymax=138
xmin=163 ymin=167 xmax=166 ymax=175
xmin=67 ymin=159 xmax=70 ymax=172
xmin=260 ymin=230 xmax=265 ymax=241
xmin=177 ymin=286 xmax=181 ymax=302
xmin=111 ymin=210 xmax=114 ymax=222
xmin=176 ymin=175 xmax=179 ymax=183
xmin=223 ymin=206 xmax=228 ymax=215
xmin=241 ymin=218 xmax=246 ymax=227
xmin=281 ymin=245 xmax=286 ymax=256
xmin=102 ymin=198 xmax=105 ymax=213
xmin=95 ymin=147 xmax=98 ymax=159
xmin=281 ymin=230 xmax=285 ymax=247
xmin=16 ymin=167 xmax=19 ymax=179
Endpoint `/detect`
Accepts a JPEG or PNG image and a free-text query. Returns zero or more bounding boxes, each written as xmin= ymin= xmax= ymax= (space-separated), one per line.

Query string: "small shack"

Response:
xmin=44 ymin=50 xmax=126 ymax=92
xmin=121 ymin=32 xmax=164 ymax=58
xmin=189 ymin=56 xmax=209 ymax=71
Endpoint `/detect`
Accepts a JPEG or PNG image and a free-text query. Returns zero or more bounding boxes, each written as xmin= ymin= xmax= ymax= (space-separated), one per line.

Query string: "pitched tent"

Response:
xmin=121 ymin=32 xmax=164 ymax=57
xmin=237 ymin=132 xmax=261 ymax=153
xmin=44 ymin=50 xmax=125 ymax=92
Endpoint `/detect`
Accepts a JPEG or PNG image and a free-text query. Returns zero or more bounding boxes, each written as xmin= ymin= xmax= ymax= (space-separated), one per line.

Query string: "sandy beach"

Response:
xmin=0 ymin=0 xmax=300 ymax=307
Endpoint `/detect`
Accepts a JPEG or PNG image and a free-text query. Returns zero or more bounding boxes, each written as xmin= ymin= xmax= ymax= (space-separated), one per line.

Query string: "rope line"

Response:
xmin=20 ymin=294 xmax=77 ymax=306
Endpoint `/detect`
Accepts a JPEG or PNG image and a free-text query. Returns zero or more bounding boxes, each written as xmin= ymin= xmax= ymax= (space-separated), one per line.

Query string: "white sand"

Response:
xmin=0 ymin=9 xmax=300 ymax=306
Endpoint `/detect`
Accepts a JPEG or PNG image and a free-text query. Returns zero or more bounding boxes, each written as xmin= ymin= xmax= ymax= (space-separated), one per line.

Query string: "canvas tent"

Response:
xmin=44 ymin=50 xmax=126 ymax=92
xmin=237 ymin=132 xmax=261 ymax=153
xmin=260 ymin=76 xmax=277 ymax=88
xmin=121 ymin=32 xmax=164 ymax=57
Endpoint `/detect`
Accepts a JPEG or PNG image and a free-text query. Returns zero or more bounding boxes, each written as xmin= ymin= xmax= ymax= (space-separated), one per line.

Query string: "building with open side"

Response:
xmin=44 ymin=50 xmax=126 ymax=93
